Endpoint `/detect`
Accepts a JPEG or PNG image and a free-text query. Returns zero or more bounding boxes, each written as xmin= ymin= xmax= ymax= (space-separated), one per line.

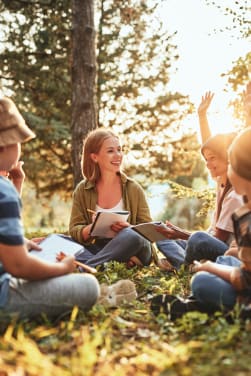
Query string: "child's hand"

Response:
xmin=191 ymin=260 xmax=211 ymax=273
xmin=8 ymin=161 xmax=25 ymax=181
xmin=57 ymin=252 xmax=76 ymax=272
xmin=25 ymin=238 xmax=42 ymax=251
xmin=155 ymin=224 xmax=175 ymax=238
xmin=197 ymin=91 xmax=214 ymax=116
xmin=31 ymin=237 xmax=45 ymax=244
xmin=156 ymin=221 xmax=184 ymax=240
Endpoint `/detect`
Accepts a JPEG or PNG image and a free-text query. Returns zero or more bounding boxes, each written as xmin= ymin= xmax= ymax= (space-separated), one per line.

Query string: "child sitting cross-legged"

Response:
xmin=151 ymin=127 xmax=251 ymax=320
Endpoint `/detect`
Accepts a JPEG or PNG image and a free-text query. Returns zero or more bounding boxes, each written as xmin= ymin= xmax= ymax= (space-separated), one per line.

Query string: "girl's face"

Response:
xmin=91 ymin=136 xmax=123 ymax=174
xmin=203 ymin=148 xmax=227 ymax=178
xmin=0 ymin=143 xmax=21 ymax=172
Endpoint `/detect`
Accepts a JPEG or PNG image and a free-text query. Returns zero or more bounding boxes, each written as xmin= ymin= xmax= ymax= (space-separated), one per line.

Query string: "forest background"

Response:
xmin=0 ymin=1 xmax=251 ymax=375
xmin=0 ymin=0 xmax=250 ymax=232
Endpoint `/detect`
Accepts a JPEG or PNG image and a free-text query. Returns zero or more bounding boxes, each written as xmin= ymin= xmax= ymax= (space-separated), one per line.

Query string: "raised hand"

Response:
xmin=197 ymin=91 xmax=214 ymax=116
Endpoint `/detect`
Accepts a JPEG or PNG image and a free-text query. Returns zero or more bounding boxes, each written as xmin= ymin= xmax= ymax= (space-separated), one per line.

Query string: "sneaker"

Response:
xmin=150 ymin=294 xmax=213 ymax=320
xmin=98 ymin=279 xmax=137 ymax=306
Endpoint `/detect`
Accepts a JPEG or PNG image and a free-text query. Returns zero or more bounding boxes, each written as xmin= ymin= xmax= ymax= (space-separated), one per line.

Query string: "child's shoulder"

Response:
xmin=0 ymin=177 xmax=19 ymax=203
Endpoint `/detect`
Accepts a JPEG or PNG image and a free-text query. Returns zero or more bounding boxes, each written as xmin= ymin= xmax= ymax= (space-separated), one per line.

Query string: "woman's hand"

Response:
xmin=111 ymin=221 xmax=130 ymax=233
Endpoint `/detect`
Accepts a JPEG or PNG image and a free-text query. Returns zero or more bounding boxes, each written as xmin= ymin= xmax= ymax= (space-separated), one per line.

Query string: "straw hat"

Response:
xmin=0 ymin=97 xmax=35 ymax=147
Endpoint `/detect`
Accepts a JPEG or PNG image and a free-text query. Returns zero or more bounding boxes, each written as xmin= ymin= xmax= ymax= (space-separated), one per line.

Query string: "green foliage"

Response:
xmin=159 ymin=180 xmax=215 ymax=231
xmin=206 ymin=0 xmax=250 ymax=125
xmin=1 ymin=255 xmax=251 ymax=375
xmin=0 ymin=0 xmax=73 ymax=197
xmin=0 ymin=0 xmax=202 ymax=198
xmin=206 ymin=0 xmax=250 ymax=39
xmin=97 ymin=0 xmax=199 ymax=183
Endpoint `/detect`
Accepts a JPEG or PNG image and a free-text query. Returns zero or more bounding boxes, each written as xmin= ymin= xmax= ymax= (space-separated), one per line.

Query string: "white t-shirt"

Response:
xmin=96 ymin=198 xmax=124 ymax=212
xmin=208 ymin=180 xmax=243 ymax=244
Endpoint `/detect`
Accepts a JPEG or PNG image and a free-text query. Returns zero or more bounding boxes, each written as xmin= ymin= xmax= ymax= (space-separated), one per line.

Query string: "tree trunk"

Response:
xmin=71 ymin=0 xmax=97 ymax=187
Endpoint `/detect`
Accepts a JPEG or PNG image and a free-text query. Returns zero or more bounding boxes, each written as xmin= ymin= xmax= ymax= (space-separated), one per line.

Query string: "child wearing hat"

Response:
xmin=0 ymin=97 xmax=100 ymax=318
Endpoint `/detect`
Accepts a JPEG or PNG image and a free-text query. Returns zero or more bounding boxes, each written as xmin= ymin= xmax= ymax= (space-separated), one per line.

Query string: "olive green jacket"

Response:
xmin=69 ymin=172 xmax=152 ymax=244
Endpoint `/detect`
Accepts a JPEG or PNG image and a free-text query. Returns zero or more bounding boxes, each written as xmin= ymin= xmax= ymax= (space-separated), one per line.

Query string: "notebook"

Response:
xmin=131 ymin=221 xmax=190 ymax=242
xmin=30 ymin=233 xmax=84 ymax=262
xmin=90 ymin=211 xmax=130 ymax=238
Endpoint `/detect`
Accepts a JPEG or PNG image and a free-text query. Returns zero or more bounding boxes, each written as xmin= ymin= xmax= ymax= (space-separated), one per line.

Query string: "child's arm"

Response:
xmin=197 ymin=91 xmax=214 ymax=144
xmin=0 ymin=243 xmax=75 ymax=280
xmin=192 ymin=260 xmax=234 ymax=283
xmin=156 ymin=220 xmax=191 ymax=240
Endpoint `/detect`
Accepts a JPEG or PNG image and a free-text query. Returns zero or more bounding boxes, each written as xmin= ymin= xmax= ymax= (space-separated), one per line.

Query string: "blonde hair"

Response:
xmin=81 ymin=128 xmax=119 ymax=182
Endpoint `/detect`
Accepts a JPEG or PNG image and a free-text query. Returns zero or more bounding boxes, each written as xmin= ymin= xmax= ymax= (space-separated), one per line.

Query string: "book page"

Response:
xmin=132 ymin=222 xmax=190 ymax=242
xmin=131 ymin=222 xmax=168 ymax=242
xmin=165 ymin=223 xmax=191 ymax=237
xmin=30 ymin=234 xmax=84 ymax=262
xmin=90 ymin=211 xmax=129 ymax=238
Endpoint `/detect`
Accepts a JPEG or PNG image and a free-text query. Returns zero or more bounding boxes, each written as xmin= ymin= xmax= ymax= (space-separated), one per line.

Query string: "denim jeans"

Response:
xmin=191 ymin=255 xmax=241 ymax=309
xmin=156 ymin=239 xmax=186 ymax=269
xmin=185 ymin=231 xmax=229 ymax=264
xmin=2 ymin=273 xmax=100 ymax=319
xmin=157 ymin=231 xmax=229 ymax=269
xmin=76 ymin=227 xmax=152 ymax=268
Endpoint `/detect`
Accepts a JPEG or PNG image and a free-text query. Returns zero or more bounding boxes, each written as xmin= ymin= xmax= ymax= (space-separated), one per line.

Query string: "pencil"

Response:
xmin=57 ymin=252 xmax=97 ymax=274
xmin=87 ymin=208 xmax=96 ymax=215
xmin=74 ymin=260 xmax=97 ymax=274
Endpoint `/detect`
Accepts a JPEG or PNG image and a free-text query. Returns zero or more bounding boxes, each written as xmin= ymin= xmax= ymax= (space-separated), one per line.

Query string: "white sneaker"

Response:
xmin=98 ymin=279 xmax=137 ymax=306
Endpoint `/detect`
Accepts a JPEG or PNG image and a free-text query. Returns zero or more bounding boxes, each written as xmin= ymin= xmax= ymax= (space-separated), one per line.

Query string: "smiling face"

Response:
xmin=91 ymin=136 xmax=123 ymax=175
xmin=203 ymin=148 xmax=228 ymax=179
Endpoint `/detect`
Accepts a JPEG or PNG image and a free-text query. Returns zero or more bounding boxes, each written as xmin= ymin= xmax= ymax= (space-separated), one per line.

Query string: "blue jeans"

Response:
xmin=191 ymin=255 xmax=241 ymax=309
xmin=76 ymin=227 xmax=152 ymax=268
xmin=185 ymin=231 xmax=228 ymax=264
xmin=156 ymin=239 xmax=186 ymax=269
xmin=156 ymin=231 xmax=228 ymax=269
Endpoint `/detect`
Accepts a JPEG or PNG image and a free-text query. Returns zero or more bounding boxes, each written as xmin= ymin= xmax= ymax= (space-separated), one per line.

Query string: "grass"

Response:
xmin=1 ymin=247 xmax=251 ymax=375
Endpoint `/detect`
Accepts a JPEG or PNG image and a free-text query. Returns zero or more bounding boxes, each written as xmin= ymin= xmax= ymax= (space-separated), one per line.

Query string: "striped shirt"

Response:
xmin=0 ymin=176 xmax=24 ymax=307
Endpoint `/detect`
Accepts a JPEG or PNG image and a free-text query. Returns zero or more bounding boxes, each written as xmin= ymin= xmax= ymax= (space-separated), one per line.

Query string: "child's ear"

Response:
xmin=90 ymin=153 xmax=98 ymax=163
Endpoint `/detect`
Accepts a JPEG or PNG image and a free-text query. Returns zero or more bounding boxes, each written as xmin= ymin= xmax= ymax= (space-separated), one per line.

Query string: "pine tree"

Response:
xmin=0 ymin=0 xmax=203 ymax=197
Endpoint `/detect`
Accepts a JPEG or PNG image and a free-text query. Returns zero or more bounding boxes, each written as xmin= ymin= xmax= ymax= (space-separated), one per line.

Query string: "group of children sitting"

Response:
xmin=0 ymin=86 xmax=251 ymax=322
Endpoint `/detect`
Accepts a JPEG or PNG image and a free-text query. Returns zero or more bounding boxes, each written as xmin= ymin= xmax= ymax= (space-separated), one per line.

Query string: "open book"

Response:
xmin=30 ymin=234 xmax=85 ymax=262
xmin=131 ymin=221 xmax=190 ymax=243
xmin=90 ymin=210 xmax=130 ymax=238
